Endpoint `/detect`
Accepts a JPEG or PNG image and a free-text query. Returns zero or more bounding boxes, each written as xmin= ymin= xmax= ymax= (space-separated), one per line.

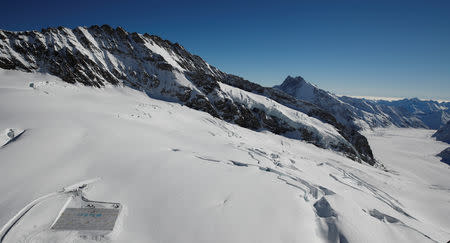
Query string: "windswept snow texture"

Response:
xmin=275 ymin=76 xmax=450 ymax=130
xmin=1 ymin=70 xmax=449 ymax=243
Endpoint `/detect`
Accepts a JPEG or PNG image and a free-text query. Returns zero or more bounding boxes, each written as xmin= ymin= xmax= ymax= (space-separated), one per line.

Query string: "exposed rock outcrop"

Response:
xmin=437 ymin=147 xmax=450 ymax=165
xmin=433 ymin=121 xmax=450 ymax=144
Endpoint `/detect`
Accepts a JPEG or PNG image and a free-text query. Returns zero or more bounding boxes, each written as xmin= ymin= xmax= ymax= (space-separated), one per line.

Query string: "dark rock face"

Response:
xmin=186 ymin=72 xmax=220 ymax=94
xmin=437 ymin=147 xmax=450 ymax=165
xmin=339 ymin=127 xmax=374 ymax=164
xmin=0 ymin=25 xmax=376 ymax=164
xmin=433 ymin=121 xmax=450 ymax=144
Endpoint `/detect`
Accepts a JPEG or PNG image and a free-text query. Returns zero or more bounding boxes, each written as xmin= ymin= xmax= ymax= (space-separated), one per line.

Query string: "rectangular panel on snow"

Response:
xmin=51 ymin=208 xmax=120 ymax=231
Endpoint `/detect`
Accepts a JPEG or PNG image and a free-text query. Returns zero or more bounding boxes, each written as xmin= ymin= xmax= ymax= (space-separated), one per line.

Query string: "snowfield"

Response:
xmin=0 ymin=70 xmax=449 ymax=243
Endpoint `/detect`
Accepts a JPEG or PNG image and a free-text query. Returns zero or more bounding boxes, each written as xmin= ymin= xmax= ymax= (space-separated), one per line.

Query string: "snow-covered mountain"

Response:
xmin=274 ymin=76 xmax=366 ymax=129
xmin=341 ymin=97 xmax=450 ymax=130
xmin=1 ymin=70 xmax=449 ymax=243
xmin=275 ymin=76 xmax=450 ymax=130
xmin=0 ymin=25 xmax=375 ymax=164
xmin=433 ymin=121 xmax=450 ymax=143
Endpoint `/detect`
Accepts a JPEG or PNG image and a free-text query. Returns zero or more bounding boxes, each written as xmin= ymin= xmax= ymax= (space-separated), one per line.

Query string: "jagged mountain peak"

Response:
xmin=277 ymin=75 xmax=310 ymax=90
xmin=284 ymin=75 xmax=306 ymax=83
xmin=275 ymin=75 xmax=324 ymax=101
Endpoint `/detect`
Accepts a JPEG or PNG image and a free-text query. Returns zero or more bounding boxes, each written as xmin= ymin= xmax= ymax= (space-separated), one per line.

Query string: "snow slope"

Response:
xmin=1 ymin=70 xmax=449 ymax=243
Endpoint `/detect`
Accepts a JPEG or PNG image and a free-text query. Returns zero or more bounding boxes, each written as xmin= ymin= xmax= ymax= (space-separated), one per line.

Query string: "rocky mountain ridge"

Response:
xmin=0 ymin=25 xmax=376 ymax=164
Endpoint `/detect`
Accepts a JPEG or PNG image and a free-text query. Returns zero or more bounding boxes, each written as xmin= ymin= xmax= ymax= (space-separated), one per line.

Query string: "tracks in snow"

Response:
xmin=186 ymin=140 xmax=437 ymax=243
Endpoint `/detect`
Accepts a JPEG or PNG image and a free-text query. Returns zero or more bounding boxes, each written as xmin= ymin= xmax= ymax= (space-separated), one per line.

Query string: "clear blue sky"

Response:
xmin=1 ymin=0 xmax=449 ymax=100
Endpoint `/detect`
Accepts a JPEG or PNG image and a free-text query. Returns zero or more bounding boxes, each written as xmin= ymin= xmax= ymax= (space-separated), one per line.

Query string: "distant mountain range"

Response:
xmin=275 ymin=76 xmax=449 ymax=130
xmin=1 ymin=25 xmax=447 ymax=165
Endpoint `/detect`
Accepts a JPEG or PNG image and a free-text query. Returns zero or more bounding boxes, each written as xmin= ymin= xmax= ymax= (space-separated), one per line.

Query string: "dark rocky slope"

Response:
xmin=433 ymin=121 xmax=450 ymax=144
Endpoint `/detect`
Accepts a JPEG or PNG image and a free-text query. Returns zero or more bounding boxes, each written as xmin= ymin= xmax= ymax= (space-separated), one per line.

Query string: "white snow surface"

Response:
xmin=0 ymin=70 xmax=449 ymax=243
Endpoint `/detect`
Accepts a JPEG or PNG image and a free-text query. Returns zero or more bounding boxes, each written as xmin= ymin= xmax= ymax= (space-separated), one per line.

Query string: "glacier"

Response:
xmin=0 ymin=70 xmax=449 ymax=243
